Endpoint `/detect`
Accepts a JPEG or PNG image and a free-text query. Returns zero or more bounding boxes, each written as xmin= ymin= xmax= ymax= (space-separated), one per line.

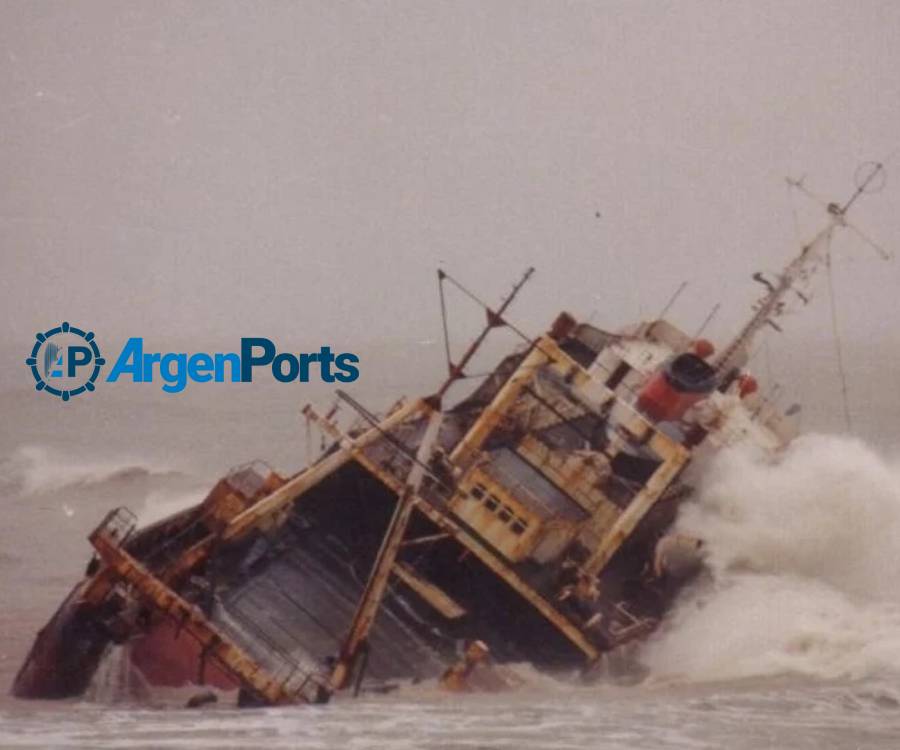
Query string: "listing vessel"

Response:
xmin=12 ymin=165 xmax=890 ymax=706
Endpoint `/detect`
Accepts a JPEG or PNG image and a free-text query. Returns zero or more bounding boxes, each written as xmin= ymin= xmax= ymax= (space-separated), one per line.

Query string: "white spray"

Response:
xmin=641 ymin=433 xmax=900 ymax=682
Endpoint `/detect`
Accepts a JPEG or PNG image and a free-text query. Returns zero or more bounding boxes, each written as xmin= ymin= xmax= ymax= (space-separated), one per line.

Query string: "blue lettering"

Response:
xmin=188 ymin=353 xmax=214 ymax=383
xmin=105 ymin=338 xmax=360 ymax=391
xmin=335 ymin=353 xmax=360 ymax=383
xmin=67 ymin=346 xmax=91 ymax=376
xmin=160 ymin=353 xmax=188 ymax=393
xmin=298 ymin=352 xmax=316 ymax=382
xmin=318 ymin=346 xmax=335 ymax=383
xmin=143 ymin=352 xmax=161 ymax=381
xmin=272 ymin=353 xmax=299 ymax=383
xmin=240 ymin=337 xmax=275 ymax=382
xmin=107 ymin=338 xmax=144 ymax=383
xmin=214 ymin=352 xmax=241 ymax=382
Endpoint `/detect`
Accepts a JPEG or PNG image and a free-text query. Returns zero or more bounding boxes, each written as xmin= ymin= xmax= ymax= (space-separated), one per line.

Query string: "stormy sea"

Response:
xmin=2 ymin=349 xmax=900 ymax=750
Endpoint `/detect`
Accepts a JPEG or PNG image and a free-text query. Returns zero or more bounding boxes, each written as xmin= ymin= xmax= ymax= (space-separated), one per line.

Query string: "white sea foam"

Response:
xmin=0 ymin=444 xmax=202 ymax=527
xmin=0 ymin=444 xmax=173 ymax=496
xmin=641 ymin=434 xmax=900 ymax=682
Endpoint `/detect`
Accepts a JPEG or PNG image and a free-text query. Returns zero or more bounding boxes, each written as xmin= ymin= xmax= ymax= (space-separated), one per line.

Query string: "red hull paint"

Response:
xmin=637 ymin=371 xmax=705 ymax=422
xmin=129 ymin=619 xmax=239 ymax=691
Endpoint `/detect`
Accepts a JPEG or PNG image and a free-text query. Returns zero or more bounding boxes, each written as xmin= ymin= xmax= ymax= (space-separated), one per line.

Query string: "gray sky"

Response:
xmin=2 ymin=1 xmax=900 ymax=391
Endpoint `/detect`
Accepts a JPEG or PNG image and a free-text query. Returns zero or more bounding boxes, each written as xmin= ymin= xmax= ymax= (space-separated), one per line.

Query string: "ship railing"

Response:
xmin=217 ymin=591 xmax=330 ymax=700
xmin=90 ymin=507 xmax=137 ymax=548
xmin=224 ymin=459 xmax=276 ymax=498
xmin=259 ymin=648 xmax=327 ymax=702
xmin=606 ymin=601 xmax=658 ymax=645
xmin=278 ymin=665 xmax=322 ymax=701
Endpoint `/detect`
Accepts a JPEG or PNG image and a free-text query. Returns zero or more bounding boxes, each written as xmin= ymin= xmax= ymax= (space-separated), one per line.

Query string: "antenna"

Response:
xmin=692 ymin=302 xmax=721 ymax=340
xmin=435 ymin=266 xmax=535 ymax=400
xmin=789 ymin=162 xmax=892 ymax=260
xmin=714 ymin=161 xmax=892 ymax=379
xmin=646 ymin=280 xmax=687 ymax=341
xmin=657 ymin=281 xmax=688 ymax=321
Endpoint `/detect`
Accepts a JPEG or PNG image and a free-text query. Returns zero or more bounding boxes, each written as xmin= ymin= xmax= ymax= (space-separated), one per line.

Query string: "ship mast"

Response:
xmin=713 ymin=162 xmax=887 ymax=380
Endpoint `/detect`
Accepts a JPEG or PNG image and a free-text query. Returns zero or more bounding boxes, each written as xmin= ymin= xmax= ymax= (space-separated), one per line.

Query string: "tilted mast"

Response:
xmin=713 ymin=162 xmax=888 ymax=380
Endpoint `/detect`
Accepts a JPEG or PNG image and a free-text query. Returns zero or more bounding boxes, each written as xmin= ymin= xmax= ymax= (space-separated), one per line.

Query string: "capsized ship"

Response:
xmin=13 ymin=166 xmax=889 ymax=706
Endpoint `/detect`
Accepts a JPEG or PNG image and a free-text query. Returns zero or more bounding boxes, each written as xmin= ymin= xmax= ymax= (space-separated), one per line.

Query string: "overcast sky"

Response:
xmin=2 ymin=1 xmax=899 ymax=381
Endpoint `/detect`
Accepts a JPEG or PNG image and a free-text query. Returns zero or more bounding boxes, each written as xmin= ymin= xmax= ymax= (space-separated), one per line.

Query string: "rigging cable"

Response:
xmin=824 ymin=249 xmax=853 ymax=433
xmin=437 ymin=270 xmax=453 ymax=375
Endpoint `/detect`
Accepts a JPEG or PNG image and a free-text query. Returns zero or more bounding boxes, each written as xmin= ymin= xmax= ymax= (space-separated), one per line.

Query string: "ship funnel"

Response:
xmin=636 ymin=353 xmax=717 ymax=422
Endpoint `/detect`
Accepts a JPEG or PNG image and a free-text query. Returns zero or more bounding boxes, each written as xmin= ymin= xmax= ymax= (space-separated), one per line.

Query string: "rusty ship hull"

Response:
xmin=21 ymin=157 xmax=876 ymax=707
xmin=15 ymin=309 xmax=734 ymax=705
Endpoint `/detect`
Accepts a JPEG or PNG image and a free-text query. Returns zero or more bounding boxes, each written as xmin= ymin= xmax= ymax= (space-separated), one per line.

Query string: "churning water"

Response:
xmin=2 ymin=379 xmax=900 ymax=748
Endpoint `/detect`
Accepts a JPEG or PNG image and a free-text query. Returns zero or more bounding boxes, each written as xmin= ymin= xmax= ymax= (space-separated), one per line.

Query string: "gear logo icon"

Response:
xmin=25 ymin=322 xmax=105 ymax=401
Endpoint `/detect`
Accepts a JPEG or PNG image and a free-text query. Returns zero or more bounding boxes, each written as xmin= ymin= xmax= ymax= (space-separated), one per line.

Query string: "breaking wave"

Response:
xmin=0 ymin=444 xmax=180 ymax=497
xmin=641 ymin=434 xmax=900 ymax=683
xmin=0 ymin=444 xmax=204 ymax=525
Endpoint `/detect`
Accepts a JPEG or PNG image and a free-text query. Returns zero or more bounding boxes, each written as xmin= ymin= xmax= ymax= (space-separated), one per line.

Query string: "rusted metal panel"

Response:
xmin=483 ymin=448 xmax=588 ymax=523
xmin=449 ymin=344 xmax=550 ymax=467
xmin=516 ymin=433 xmax=611 ymax=511
xmin=145 ymin=400 xmax=431 ymax=590
xmin=529 ymin=520 xmax=579 ymax=564
xmin=307 ymin=408 xmax=601 ymax=661
xmin=580 ymin=440 xmax=689 ymax=579
xmin=224 ymin=397 xmax=428 ymax=540
xmin=392 ymin=562 xmax=467 ymax=620
xmin=451 ymin=469 xmax=543 ymax=562
xmin=89 ymin=510 xmax=324 ymax=706
xmin=330 ymin=407 xmax=444 ymax=689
